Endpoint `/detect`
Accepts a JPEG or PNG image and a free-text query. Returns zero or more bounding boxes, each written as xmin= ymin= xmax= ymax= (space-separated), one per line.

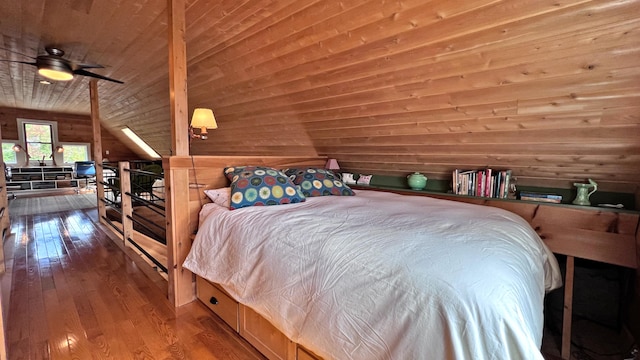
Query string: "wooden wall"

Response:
xmin=0 ymin=0 xmax=638 ymax=196
xmin=0 ymin=107 xmax=138 ymax=162
xmin=185 ymin=0 xmax=640 ymax=197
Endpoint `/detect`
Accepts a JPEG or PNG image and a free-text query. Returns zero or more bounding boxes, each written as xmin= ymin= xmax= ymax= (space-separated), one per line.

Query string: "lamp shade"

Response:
xmin=190 ymin=108 xmax=218 ymax=130
xmin=325 ymin=158 xmax=340 ymax=170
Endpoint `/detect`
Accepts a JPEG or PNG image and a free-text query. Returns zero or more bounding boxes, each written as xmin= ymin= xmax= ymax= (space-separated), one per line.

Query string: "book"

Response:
xmin=452 ymin=169 xmax=459 ymax=194
xmin=498 ymin=171 xmax=506 ymax=199
xmin=484 ymin=168 xmax=492 ymax=197
xmin=520 ymin=196 xmax=562 ymax=203
xmin=502 ymin=170 xmax=512 ymax=198
xmin=451 ymin=168 xmax=514 ymax=198
xmin=519 ymin=191 xmax=562 ymax=200
xmin=519 ymin=191 xmax=562 ymax=203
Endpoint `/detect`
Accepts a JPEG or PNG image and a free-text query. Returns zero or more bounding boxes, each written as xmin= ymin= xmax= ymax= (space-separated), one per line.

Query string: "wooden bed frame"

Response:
xmin=163 ymin=155 xmax=640 ymax=360
xmin=163 ymin=156 xmax=327 ymax=306
xmin=163 ymin=155 xmax=327 ymax=360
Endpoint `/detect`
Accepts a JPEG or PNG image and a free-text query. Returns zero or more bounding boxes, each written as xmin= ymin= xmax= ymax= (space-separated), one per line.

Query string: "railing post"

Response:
xmin=96 ymin=163 xmax=107 ymax=225
xmin=119 ymin=161 xmax=133 ymax=247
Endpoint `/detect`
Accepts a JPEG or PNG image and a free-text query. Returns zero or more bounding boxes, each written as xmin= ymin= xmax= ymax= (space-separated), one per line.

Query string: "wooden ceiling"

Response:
xmin=0 ymin=0 xmax=639 ymax=193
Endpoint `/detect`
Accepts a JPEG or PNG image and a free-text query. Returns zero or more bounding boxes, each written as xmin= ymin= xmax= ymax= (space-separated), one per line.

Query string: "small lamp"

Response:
xmin=12 ymin=144 xmax=30 ymax=166
xmin=190 ymin=108 xmax=218 ymax=140
xmin=325 ymin=158 xmax=341 ymax=179
xmin=50 ymin=146 xmax=64 ymax=165
xmin=325 ymin=158 xmax=340 ymax=171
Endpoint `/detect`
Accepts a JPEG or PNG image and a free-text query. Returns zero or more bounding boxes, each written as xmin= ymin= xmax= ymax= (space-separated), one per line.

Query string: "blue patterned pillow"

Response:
xmin=224 ymin=166 xmax=305 ymax=210
xmin=283 ymin=168 xmax=355 ymax=197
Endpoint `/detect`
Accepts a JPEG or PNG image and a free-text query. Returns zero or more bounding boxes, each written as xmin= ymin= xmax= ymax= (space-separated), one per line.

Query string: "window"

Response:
xmin=13 ymin=119 xmax=94 ymax=167
xmin=61 ymin=143 xmax=91 ymax=164
xmin=17 ymin=119 xmax=60 ymax=166
xmin=121 ymin=127 xmax=161 ymax=159
xmin=2 ymin=142 xmax=17 ymax=164
xmin=25 ymin=123 xmax=54 ymax=162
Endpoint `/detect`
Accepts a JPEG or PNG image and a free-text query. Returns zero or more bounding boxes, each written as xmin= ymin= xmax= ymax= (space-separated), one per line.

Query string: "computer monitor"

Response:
xmin=75 ymin=161 xmax=96 ymax=178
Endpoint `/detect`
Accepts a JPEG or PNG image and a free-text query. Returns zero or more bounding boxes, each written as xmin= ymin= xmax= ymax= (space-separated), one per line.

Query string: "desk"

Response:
xmin=351 ymin=185 xmax=640 ymax=359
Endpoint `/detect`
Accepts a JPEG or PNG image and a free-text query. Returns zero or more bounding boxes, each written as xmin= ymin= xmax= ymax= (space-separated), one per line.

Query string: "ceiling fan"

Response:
xmin=0 ymin=46 xmax=124 ymax=84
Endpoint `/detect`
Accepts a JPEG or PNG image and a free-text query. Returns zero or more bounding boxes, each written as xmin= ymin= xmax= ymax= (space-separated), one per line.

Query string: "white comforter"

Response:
xmin=184 ymin=190 xmax=561 ymax=360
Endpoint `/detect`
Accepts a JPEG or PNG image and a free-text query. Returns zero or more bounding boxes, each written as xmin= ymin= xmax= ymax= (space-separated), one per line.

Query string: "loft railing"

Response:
xmin=98 ymin=161 xmax=167 ymax=276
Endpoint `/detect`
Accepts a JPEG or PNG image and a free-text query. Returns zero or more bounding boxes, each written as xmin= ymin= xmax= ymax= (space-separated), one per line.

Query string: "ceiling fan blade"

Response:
xmin=74 ymin=62 xmax=104 ymax=70
xmin=0 ymin=47 xmax=37 ymax=60
xmin=0 ymin=59 xmax=37 ymax=66
xmin=74 ymin=69 xmax=124 ymax=84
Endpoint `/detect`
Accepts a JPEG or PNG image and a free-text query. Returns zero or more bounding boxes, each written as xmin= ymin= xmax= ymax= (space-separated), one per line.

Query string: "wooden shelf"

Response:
xmin=351 ymin=184 xmax=639 ymax=213
xmin=6 ymin=166 xmax=89 ymax=193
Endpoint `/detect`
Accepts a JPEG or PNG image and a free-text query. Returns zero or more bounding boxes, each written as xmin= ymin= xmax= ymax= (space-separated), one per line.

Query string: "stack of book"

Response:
xmin=519 ymin=192 xmax=562 ymax=203
xmin=452 ymin=168 xmax=512 ymax=198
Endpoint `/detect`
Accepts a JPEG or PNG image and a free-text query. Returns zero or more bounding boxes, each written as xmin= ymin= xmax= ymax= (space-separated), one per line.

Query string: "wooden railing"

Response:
xmin=98 ymin=161 xmax=167 ymax=277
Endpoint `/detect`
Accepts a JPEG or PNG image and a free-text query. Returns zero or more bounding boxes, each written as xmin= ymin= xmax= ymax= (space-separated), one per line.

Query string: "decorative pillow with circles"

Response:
xmin=283 ymin=168 xmax=355 ymax=197
xmin=224 ymin=166 xmax=306 ymax=210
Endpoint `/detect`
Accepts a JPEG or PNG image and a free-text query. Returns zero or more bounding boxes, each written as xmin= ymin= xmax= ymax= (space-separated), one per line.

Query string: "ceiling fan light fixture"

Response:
xmin=38 ymin=67 xmax=74 ymax=81
xmin=3 ymin=46 xmax=123 ymax=83
xmin=37 ymin=59 xmax=74 ymax=81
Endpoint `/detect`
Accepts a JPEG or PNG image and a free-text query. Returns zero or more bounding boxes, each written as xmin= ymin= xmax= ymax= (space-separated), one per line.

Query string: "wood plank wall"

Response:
xmin=0 ymin=107 xmax=138 ymax=162
xmin=184 ymin=0 xmax=640 ymax=197
xmin=0 ymin=0 xmax=638 ymax=197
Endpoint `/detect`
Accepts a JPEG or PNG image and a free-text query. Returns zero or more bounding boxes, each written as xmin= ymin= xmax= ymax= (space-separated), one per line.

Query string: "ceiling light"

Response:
xmin=190 ymin=108 xmax=218 ymax=140
xmin=38 ymin=68 xmax=74 ymax=81
xmin=39 ymin=80 xmax=52 ymax=85
xmin=37 ymin=58 xmax=74 ymax=81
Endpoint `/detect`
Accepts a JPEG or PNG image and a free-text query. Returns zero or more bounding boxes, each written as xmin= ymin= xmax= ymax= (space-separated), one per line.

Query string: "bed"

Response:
xmin=182 ymin=178 xmax=561 ymax=359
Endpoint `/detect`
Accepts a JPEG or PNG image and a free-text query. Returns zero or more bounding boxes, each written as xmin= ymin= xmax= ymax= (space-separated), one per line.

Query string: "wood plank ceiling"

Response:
xmin=0 ymin=0 xmax=639 ymax=193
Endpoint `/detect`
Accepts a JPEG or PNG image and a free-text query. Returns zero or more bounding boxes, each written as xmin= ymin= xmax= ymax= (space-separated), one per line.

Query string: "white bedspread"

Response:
xmin=184 ymin=190 xmax=561 ymax=360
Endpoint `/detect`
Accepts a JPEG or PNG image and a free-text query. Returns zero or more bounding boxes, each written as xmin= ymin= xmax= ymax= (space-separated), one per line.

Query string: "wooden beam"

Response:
xmin=89 ymin=80 xmax=106 ymax=222
xmin=119 ymin=162 xmax=133 ymax=250
xmin=165 ymin=163 xmax=194 ymax=307
xmin=166 ymin=0 xmax=192 ymax=309
xmin=561 ymin=256 xmax=575 ymax=359
xmin=631 ymin=220 xmax=640 ymax=347
xmin=167 ymin=0 xmax=189 ymax=156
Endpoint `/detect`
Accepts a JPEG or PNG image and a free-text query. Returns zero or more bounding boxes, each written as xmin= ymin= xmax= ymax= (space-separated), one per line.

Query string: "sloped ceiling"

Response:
xmin=1 ymin=0 xmax=639 ymax=192
xmin=0 ymin=0 xmax=170 ymax=157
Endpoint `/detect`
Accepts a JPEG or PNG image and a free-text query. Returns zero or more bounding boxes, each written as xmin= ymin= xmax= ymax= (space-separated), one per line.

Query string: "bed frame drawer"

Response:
xmin=297 ymin=346 xmax=322 ymax=360
xmin=239 ymin=305 xmax=296 ymax=360
xmin=196 ymin=277 xmax=239 ymax=331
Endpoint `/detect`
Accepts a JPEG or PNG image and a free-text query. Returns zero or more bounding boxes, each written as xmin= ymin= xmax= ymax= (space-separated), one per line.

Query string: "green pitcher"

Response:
xmin=572 ymin=179 xmax=597 ymax=206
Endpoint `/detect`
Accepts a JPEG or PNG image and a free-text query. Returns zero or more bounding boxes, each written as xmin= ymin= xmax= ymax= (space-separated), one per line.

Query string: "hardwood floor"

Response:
xmin=3 ymin=208 xmax=265 ymax=360
xmin=8 ymin=194 xmax=97 ymax=216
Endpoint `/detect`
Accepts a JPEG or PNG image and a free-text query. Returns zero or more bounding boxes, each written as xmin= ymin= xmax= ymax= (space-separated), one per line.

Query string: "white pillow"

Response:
xmin=203 ymin=187 xmax=231 ymax=208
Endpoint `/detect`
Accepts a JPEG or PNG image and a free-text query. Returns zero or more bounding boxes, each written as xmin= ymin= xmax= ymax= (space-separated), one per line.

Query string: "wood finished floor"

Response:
xmin=8 ymin=194 xmax=97 ymax=216
xmin=4 ymin=208 xmax=265 ymax=360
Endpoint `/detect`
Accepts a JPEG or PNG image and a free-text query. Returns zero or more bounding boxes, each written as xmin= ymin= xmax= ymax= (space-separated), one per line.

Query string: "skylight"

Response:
xmin=121 ymin=127 xmax=161 ymax=159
